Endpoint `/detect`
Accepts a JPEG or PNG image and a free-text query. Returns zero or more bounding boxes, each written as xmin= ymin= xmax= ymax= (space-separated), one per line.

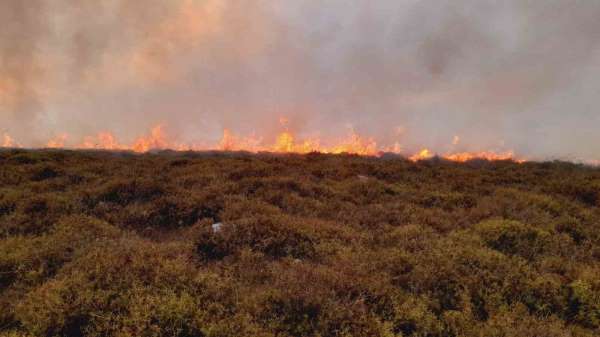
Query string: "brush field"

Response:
xmin=1 ymin=149 xmax=600 ymax=337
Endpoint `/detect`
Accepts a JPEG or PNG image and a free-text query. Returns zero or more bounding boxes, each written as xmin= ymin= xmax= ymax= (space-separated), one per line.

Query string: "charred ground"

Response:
xmin=1 ymin=149 xmax=600 ymax=336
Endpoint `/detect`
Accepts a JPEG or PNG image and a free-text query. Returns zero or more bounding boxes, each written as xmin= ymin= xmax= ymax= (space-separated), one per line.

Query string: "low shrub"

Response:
xmin=475 ymin=219 xmax=555 ymax=260
xmin=196 ymin=215 xmax=317 ymax=261
xmin=1 ymin=150 xmax=599 ymax=336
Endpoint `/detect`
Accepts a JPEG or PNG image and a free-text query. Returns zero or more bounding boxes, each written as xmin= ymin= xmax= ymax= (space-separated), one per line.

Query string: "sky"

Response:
xmin=1 ymin=0 xmax=599 ymax=160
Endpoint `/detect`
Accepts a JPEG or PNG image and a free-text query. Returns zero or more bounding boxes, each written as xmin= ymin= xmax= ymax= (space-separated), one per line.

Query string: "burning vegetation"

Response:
xmin=1 ymin=120 xmax=527 ymax=163
xmin=1 ymin=149 xmax=600 ymax=336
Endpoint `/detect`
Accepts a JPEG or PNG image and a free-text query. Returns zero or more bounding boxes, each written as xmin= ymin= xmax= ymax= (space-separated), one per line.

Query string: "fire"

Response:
xmin=81 ymin=132 xmax=124 ymax=150
xmin=129 ymin=125 xmax=182 ymax=153
xmin=410 ymin=149 xmax=434 ymax=161
xmin=273 ymin=131 xmax=295 ymax=152
xmin=219 ymin=129 xmax=262 ymax=152
xmin=46 ymin=134 xmax=69 ymax=148
xmin=327 ymin=131 xmax=377 ymax=156
xmin=132 ymin=125 xmax=169 ymax=152
xmin=219 ymin=129 xmax=238 ymax=151
xmin=383 ymin=142 xmax=403 ymax=154
xmin=2 ymin=120 xmax=527 ymax=163
xmin=2 ymin=133 xmax=17 ymax=148
xmin=218 ymin=123 xmax=375 ymax=155
xmin=272 ymin=132 xmax=320 ymax=154
xmin=443 ymin=151 xmax=517 ymax=162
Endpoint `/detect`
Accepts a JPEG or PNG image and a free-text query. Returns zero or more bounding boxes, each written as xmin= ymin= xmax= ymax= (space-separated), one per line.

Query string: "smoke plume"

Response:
xmin=1 ymin=0 xmax=599 ymax=160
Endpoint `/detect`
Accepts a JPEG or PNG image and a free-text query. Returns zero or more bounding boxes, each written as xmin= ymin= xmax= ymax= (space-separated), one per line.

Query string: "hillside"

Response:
xmin=1 ymin=149 xmax=599 ymax=337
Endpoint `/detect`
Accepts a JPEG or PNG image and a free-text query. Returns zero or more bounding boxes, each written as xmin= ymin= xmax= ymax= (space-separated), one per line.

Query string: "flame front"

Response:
xmin=82 ymin=132 xmax=124 ymax=150
xmin=219 ymin=129 xmax=262 ymax=152
xmin=0 ymin=120 xmax=533 ymax=163
xmin=2 ymin=133 xmax=17 ymax=148
xmin=443 ymin=151 xmax=518 ymax=162
xmin=410 ymin=149 xmax=434 ymax=162
xmin=132 ymin=125 xmax=169 ymax=153
xmin=46 ymin=134 xmax=69 ymax=148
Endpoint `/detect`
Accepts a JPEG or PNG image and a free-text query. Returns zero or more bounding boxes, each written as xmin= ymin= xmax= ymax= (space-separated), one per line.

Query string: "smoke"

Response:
xmin=1 ymin=0 xmax=599 ymax=160
xmin=0 ymin=0 xmax=49 ymax=138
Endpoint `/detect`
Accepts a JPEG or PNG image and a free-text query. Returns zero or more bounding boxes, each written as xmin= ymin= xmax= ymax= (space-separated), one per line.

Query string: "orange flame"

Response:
xmin=46 ymin=134 xmax=69 ymax=148
xmin=132 ymin=125 xmax=169 ymax=152
xmin=81 ymin=132 xmax=124 ymax=150
xmin=219 ymin=129 xmax=262 ymax=152
xmin=272 ymin=131 xmax=321 ymax=154
xmin=410 ymin=149 xmax=434 ymax=161
xmin=327 ymin=131 xmax=377 ymax=155
xmin=11 ymin=120 xmax=527 ymax=163
xmin=2 ymin=133 xmax=17 ymax=148
xmin=443 ymin=151 xmax=518 ymax=162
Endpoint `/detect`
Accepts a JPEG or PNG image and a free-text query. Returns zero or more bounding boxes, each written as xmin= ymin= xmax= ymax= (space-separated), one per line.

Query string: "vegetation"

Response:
xmin=1 ymin=149 xmax=600 ymax=336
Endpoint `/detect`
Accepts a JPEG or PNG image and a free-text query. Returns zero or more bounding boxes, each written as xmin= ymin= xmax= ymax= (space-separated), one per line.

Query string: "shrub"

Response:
xmin=14 ymin=239 xmax=214 ymax=337
xmin=30 ymin=165 xmax=61 ymax=182
xmin=196 ymin=215 xmax=317 ymax=261
xmin=475 ymin=219 xmax=554 ymax=260
xmin=567 ymin=280 xmax=600 ymax=328
xmin=91 ymin=178 xmax=166 ymax=205
xmin=1 ymin=150 xmax=600 ymax=336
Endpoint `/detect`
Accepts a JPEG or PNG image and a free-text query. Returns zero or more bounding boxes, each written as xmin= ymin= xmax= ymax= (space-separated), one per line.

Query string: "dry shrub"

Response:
xmin=196 ymin=215 xmax=317 ymax=261
xmin=1 ymin=150 xmax=600 ymax=336
xmin=475 ymin=219 xmax=555 ymax=260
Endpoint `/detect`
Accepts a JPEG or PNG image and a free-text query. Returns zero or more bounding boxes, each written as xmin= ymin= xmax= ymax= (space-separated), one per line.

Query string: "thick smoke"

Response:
xmin=0 ymin=0 xmax=49 ymax=139
xmin=1 ymin=0 xmax=599 ymax=160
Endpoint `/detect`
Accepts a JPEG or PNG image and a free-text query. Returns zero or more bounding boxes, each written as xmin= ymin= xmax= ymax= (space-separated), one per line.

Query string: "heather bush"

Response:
xmin=1 ymin=149 xmax=599 ymax=336
xmin=196 ymin=214 xmax=317 ymax=261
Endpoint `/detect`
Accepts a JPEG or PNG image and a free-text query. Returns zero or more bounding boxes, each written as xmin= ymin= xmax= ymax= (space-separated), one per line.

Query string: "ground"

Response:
xmin=1 ymin=149 xmax=599 ymax=337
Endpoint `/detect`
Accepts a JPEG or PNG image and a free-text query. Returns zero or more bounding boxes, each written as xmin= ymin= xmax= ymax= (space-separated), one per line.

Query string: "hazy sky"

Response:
xmin=1 ymin=0 xmax=599 ymax=160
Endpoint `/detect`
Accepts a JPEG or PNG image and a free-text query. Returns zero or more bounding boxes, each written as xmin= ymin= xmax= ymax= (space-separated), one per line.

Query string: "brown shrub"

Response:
xmin=196 ymin=215 xmax=317 ymax=261
xmin=1 ymin=150 xmax=600 ymax=336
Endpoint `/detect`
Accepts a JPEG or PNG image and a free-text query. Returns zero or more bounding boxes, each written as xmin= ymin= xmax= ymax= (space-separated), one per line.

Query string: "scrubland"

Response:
xmin=1 ymin=149 xmax=599 ymax=337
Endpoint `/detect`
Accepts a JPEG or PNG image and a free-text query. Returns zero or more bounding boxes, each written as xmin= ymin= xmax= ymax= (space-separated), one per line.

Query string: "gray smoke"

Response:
xmin=0 ymin=0 xmax=48 ymax=139
xmin=1 ymin=0 xmax=599 ymax=160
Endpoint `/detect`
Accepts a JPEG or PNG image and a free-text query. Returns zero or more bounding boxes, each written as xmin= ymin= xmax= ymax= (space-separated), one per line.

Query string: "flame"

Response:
xmin=272 ymin=131 xmax=321 ymax=153
xmin=81 ymin=132 xmax=125 ymax=150
xmin=443 ymin=150 xmax=518 ymax=162
xmin=6 ymin=119 xmax=528 ymax=163
xmin=410 ymin=149 xmax=434 ymax=161
xmin=327 ymin=131 xmax=377 ymax=155
xmin=273 ymin=131 xmax=297 ymax=153
xmin=383 ymin=142 xmax=403 ymax=154
xmin=219 ymin=129 xmax=262 ymax=152
xmin=218 ymin=129 xmax=237 ymax=151
xmin=46 ymin=134 xmax=69 ymax=148
xmin=2 ymin=133 xmax=18 ymax=148
xmin=132 ymin=125 xmax=169 ymax=152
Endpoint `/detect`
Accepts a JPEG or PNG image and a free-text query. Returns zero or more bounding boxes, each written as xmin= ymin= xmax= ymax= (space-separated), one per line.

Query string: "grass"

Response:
xmin=0 ymin=149 xmax=599 ymax=336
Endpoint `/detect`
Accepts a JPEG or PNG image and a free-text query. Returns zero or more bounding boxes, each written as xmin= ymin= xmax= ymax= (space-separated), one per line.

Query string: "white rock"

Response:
xmin=212 ymin=222 xmax=223 ymax=233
